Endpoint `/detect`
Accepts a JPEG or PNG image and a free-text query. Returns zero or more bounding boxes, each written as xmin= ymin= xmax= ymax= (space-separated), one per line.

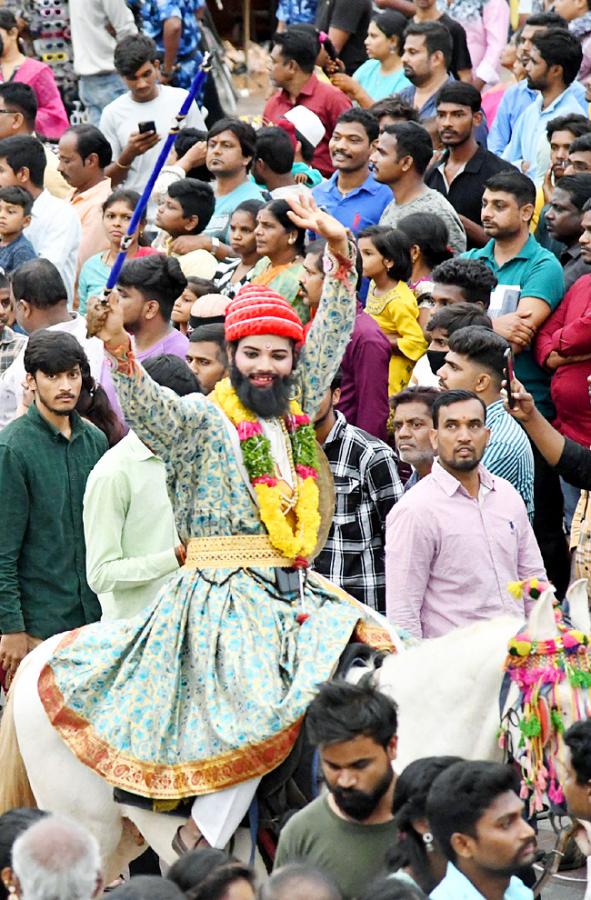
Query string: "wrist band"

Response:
xmin=115 ymin=160 xmax=131 ymax=170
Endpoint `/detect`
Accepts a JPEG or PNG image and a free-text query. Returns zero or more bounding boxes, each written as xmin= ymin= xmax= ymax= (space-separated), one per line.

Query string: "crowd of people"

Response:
xmin=1 ymin=0 xmax=591 ymax=897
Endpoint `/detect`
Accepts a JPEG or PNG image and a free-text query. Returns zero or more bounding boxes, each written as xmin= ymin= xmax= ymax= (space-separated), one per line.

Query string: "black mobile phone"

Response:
xmin=138 ymin=120 xmax=156 ymax=134
xmin=504 ymin=346 xmax=515 ymax=409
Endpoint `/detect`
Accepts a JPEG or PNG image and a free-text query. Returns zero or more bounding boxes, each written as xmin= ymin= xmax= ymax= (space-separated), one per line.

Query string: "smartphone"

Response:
xmin=504 ymin=346 xmax=515 ymax=409
xmin=138 ymin=120 xmax=156 ymax=134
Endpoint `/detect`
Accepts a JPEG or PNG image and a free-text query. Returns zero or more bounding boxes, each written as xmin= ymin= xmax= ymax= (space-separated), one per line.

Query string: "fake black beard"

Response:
xmin=230 ymin=362 xmax=294 ymax=419
xmin=330 ymin=766 xmax=394 ymax=821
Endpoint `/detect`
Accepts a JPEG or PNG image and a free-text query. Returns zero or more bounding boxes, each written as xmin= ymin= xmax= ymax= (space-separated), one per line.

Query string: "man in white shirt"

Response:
xmin=69 ymin=0 xmax=137 ymax=126
xmin=0 ymin=136 xmax=81 ymax=304
xmin=100 ymin=33 xmax=206 ymax=208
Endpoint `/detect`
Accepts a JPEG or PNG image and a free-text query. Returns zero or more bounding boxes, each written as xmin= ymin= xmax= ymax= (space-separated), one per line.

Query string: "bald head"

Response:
xmin=11 ymin=814 xmax=102 ymax=900
xmin=261 ymin=865 xmax=342 ymax=900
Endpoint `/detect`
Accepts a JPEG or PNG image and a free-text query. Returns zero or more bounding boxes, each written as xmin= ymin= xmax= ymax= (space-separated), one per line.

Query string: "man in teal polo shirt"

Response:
xmin=463 ymin=169 xmax=568 ymax=596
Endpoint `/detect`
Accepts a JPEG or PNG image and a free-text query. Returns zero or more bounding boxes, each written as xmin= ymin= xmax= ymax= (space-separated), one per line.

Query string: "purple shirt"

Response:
xmin=336 ymin=304 xmax=391 ymax=443
xmin=385 ymin=460 xmax=546 ymax=638
xmin=135 ymin=329 xmax=189 ymax=363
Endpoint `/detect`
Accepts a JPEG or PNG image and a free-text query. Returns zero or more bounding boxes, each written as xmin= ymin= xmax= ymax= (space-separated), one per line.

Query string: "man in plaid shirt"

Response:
xmin=0 ymin=276 xmax=25 ymax=376
xmin=313 ymin=370 xmax=403 ymax=613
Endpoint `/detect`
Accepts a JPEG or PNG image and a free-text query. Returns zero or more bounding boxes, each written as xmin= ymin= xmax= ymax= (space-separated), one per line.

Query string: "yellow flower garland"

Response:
xmin=212 ymin=379 xmax=321 ymax=562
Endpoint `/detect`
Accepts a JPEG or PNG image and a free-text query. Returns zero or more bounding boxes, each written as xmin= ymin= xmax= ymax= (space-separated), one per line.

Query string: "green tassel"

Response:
xmin=551 ymin=709 xmax=565 ymax=733
xmin=520 ymin=715 xmax=541 ymax=738
xmin=568 ymin=670 xmax=591 ymax=689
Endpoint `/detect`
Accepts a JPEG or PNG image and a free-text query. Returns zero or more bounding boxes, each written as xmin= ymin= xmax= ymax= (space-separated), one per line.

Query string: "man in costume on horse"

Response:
xmin=36 ymin=194 xmax=395 ymax=857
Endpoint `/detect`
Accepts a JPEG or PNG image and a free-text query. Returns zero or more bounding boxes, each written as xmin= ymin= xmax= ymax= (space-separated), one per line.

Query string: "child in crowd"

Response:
xmin=172 ymin=276 xmax=215 ymax=335
xmin=359 ymin=225 xmax=427 ymax=395
xmin=213 ymin=200 xmax=264 ymax=299
xmin=0 ymin=186 xmax=37 ymax=273
xmin=77 ymin=189 xmax=158 ymax=315
xmin=155 ymin=179 xmax=217 ymax=280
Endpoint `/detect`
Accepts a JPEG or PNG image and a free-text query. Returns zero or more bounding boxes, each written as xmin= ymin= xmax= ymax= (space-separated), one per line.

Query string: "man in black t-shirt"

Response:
xmin=315 ymin=0 xmax=372 ymax=75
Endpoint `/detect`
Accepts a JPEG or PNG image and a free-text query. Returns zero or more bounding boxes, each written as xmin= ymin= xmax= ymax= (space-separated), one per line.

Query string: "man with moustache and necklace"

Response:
xmin=38 ymin=195 xmax=395 ymax=860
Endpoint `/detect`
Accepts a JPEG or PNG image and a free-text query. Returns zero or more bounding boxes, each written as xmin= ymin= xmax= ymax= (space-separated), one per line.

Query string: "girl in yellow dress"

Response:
xmin=359 ymin=226 xmax=428 ymax=395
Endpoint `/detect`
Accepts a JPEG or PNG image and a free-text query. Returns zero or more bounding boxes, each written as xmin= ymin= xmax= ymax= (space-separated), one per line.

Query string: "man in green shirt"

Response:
xmin=0 ymin=330 xmax=107 ymax=677
xmin=274 ymin=678 xmax=398 ymax=900
xmin=462 ymin=169 xmax=569 ymax=597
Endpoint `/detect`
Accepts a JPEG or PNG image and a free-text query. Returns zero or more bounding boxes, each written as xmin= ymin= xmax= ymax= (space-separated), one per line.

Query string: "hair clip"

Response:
xmin=318 ymin=31 xmax=328 ymax=43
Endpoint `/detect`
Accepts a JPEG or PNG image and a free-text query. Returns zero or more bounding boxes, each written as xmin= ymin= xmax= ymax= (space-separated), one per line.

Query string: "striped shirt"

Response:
xmin=483 ymin=399 xmax=534 ymax=520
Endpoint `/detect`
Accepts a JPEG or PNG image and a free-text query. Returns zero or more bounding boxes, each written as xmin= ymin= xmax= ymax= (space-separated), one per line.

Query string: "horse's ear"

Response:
xmin=528 ymin=588 xmax=558 ymax=640
xmin=567 ymin=579 xmax=591 ymax=634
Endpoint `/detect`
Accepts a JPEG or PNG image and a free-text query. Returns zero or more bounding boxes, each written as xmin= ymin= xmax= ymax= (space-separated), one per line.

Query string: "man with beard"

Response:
xmin=0 ymin=330 xmax=107 ymax=679
xmin=385 ymin=390 xmax=545 ymax=638
xmin=427 ymin=761 xmax=537 ymax=900
xmin=39 ymin=195 xmax=395 ymax=860
xmin=274 ymin=678 xmax=399 ymax=900
xmin=390 ymin=386 xmax=438 ymax=488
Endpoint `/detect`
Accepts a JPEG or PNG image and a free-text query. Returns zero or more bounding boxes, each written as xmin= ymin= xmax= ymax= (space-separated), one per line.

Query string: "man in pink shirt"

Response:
xmin=385 ymin=389 xmax=545 ymax=638
xmin=263 ymin=27 xmax=351 ymax=177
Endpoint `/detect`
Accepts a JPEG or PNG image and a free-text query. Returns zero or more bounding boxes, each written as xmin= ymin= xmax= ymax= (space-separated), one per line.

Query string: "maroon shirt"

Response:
xmin=534 ymin=274 xmax=591 ymax=446
xmin=336 ymin=303 xmax=391 ymax=443
xmin=263 ymin=73 xmax=352 ymax=178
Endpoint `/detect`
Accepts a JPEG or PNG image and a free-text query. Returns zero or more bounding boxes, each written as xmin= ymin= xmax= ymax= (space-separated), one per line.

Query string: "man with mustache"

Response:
xmin=0 ymin=330 xmax=107 ymax=679
xmin=274 ymin=678 xmax=399 ymax=900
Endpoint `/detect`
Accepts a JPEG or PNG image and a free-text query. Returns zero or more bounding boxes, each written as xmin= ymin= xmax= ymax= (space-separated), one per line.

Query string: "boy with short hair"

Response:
xmin=0 ymin=185 xmax=37 ymax=272
xmin=155 ymin=178 xmax=217 ymax=279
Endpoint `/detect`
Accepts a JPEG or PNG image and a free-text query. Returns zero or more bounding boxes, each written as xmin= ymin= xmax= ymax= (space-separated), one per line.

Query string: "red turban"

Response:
xmin=224 ymin=284 xmax=304 ymax=343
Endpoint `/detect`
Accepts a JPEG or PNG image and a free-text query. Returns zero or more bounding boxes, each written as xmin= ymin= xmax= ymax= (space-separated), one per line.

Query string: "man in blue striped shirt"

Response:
xmin=438 ymin=326 xmax=535 ymax=519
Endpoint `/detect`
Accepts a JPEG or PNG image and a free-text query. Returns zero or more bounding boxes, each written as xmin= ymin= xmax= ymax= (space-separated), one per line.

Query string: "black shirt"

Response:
xmin=557 ymin=437 xmax=591 ymax=490
xmin=315 ymin=0 xmax=372 ymax=75
xmin=425 ymin=144 xmax=516 ymax=247
xmin=438 ymin=12 xmax=472 ymax=79
xmin=561 ymin=242 xmax=591 ymax=293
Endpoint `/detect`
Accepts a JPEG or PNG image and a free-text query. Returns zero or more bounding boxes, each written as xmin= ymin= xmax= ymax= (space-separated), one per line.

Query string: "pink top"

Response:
xmin=385 ymin=460 xmax=546 ymax=638
xmin=453 ymin=0 xmax=510 ymax=86
xmin=3 ymin=57 xmax=69 ymax=140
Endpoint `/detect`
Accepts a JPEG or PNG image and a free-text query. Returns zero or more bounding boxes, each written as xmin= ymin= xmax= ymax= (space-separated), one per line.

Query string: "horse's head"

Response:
xmin=499 ymin=580 xmax=591 ymax=816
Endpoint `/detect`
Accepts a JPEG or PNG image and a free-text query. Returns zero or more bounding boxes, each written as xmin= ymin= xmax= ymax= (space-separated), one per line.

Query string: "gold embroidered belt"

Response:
xmin=185 ymin=534 xmax=294 ymax=569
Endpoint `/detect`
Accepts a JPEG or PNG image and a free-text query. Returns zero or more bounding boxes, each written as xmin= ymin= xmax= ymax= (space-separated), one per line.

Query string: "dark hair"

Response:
xmin=261 ymin=863 xmax=341 ymax=900
xmin=24 ymin=329 xmax=87 ymax=377
xmin=524 ymin=11 xmax=567 ymax=27
xmin=564 ymin=721 xmax=591 ymax=785
xmin=0 ymin=135 xmax=45 ymax=188
xmin=336 ymin=107 xmax=380 ymax=143
xmin=373 ymin=10 xmax=408 ymax=52
xmin=330 ymin=367 xmax=343 ymax=392
xmin=403 ymin=22 xmax=453 ymax=68
xmin=383 ymin=123 xmax=433 ymax=176
xmin=358 ymin=877 xmax=427 ymax=900
xmin=76 ymin=356 xmax=124 ymax=447
xmin=181 ymin=860 xmax=255 ymax=900
xmin=551 ymin=173 xmax=591 ymax=211
xmin=431 ymin=258 xmax=497 ymax=307
xmin=306 ymin=676 xmax=398 ymax=749
xmin=186 ymin=276 xmax=216 ymax=297
xmin=289 ymin=24 xmax=339 ymax=62
xmin=484 ymin=170 xmax=536 ymax=207
xmin=0 ymin=271 xmax=8 ymax=292
xmin=436 ymin=81 xmax=481 ymax=114
xmin=531 ymin=29 xmax=583 ymax=86
xmin=0 ymin=185 xmax=32 ymax=215
xmin=189 ymin=323 xmax=228 ymax=366
xmin=569 ymin=133 xmax=591 ymax=155
xmin=167 ymin=849 xmax=230 ymax=894
xmin=11 ymin=258 xmax=67 ymax=308
xmin=109 ymin=876 xmax=184 ymax=899
xmin=143 ymin=354 xmax=201 ymax=395
xmin=114 ymin=34 xmax=159 ymax=78
xmin=117 ymin=255 xmax=187 ymax=322
xmin=427 ymin=761 xmax=521 ymax=862
xmin=262 ymin=199 xmax=306 ymax=254
xmin=359 ymin=225 xmax=412 ymax=281
xmin=65 ymin=124 xmax=112 ymax=168
xmin=173 ymin=128 xmax=211 ymax=181
xmin=103 ymin=188 xmax=145 ymax=221
xmin=432 ymin=388 xmax=487 ymax=428
xmin=546 ymin=113 xmax=591 ymax=141
xmin=231 ymin=198 xmax=265 ymax=225
xmin=396 ymin=213 xmax=452 ymax=269
xmin=371 ymin=96 xmax=420 ymax=124
xmin=208 ymin=117 xmax=257 ymax=169
xmin=0 ymin=10 xmax=17 ymax=32
xmin=0 ymin=809 xmax=48 ymax=900
xmin=447 ymin=326 xmax=509 ymax=388
xmin=0 ymin=83 xmax=37 ymax=129
xmin=390 ymin=385 xmax=439 ymax=414
xmin=387 ymin=757 xmax=462 ymax=894
xmin=255 ymin=126 xmax=295 ymax=175
xmin=426 ymin=301 xmax=493 ymax=336
xmin=272 ymin=27 xmax=318 ymax=73
xmin=167 ymin=178 xmax=215 ymax=234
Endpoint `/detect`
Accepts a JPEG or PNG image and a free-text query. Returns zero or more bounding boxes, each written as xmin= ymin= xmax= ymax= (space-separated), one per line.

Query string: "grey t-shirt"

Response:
xmin=380 ymin=187 xmax=467 ymax=254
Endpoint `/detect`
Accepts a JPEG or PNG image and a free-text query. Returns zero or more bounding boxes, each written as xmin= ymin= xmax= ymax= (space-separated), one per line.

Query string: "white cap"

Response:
xmin=282 ymin=106 xmax=325 ymax=148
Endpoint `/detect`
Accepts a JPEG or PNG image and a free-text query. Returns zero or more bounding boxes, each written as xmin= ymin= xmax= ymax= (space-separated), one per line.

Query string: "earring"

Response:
xmin=423 ymin=832 xmax=435 ymax=854
xmin=288 ymin=236 xmax=296 ymax=244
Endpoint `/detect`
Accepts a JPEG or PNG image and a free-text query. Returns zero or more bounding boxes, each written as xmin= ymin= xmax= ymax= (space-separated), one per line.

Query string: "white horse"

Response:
xmin=1 ymin=586 xmax=589 ymax=882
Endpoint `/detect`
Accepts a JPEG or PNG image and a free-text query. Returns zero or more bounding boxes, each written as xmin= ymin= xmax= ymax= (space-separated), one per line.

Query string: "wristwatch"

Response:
xmin=211 ymin=237 xmax=221 ymax=254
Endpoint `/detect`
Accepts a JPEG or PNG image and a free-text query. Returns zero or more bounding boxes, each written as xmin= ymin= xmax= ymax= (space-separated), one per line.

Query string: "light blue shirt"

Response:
xmin=431 ymin=862 xmax=534 ymax=900
xmin=205 ymin=180 xmax=267 ymax=242
xmin=312 ymin=171 xmax=393 ymax=234
xmin=353 ymin=59 xmax=411 ymax=101
xmin=502 ymin=82 xmax=587 ymax=185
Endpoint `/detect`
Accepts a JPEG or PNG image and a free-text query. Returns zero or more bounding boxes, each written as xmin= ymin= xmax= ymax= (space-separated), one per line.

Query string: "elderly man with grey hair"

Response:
xmin=10 ymin=814 xmax=102 ymax=900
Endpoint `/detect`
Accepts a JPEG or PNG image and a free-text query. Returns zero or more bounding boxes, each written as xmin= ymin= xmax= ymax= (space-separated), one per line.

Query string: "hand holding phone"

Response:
xmin=138 ymin=120 xmax=156 ymax=134
xmin=504 ymin=346 xmax=515 ymax=409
